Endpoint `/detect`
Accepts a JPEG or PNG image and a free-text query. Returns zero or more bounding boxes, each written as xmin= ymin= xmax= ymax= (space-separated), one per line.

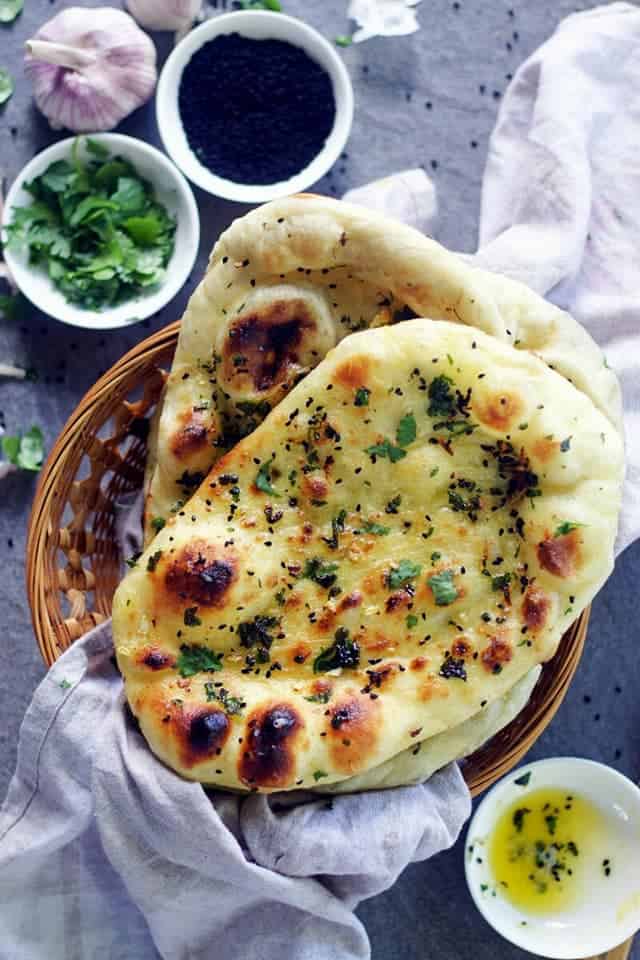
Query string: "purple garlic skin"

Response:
xmin=24 ymin=7 xmax=157 ymax=133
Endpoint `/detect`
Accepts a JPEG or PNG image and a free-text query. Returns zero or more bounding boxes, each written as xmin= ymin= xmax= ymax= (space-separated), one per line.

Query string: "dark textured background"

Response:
xmin=1 ymin=2 xmax=638 ymax=958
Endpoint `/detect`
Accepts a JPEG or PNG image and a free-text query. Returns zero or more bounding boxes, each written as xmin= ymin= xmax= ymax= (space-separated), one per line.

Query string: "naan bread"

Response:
xmin=142 ymin=195 xmax=621 ymax=544
xmin=114 ymin=320 xmax=623 ymax=791
xmin=320 ymin=666 xmax=542 ymax=793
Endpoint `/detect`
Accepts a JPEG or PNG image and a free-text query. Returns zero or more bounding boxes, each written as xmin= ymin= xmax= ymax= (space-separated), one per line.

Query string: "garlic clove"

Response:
xmin=24 ymin=7 xmax=157 ymax=133
xmin=126 ymin=0 xmax=201 ymax=33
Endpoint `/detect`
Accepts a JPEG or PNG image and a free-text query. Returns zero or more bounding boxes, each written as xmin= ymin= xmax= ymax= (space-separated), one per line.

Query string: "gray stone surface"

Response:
xmin=0 ymin=1 xmax=638 ymax=958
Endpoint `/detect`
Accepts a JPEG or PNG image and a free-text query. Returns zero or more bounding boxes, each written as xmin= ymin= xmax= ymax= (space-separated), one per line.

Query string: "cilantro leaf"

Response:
xmin=1 ymin=425 xmax=44 ymax=471
xmin=396 ymin=412 xmax=417 ymax=447
xmin=514 ymin=771 xmax=532 ymax=787
xmin=0 ymin=0 xmax=23 ymax=23
xmin=387 ymin=559 xmax=422 ymax=589
xmin=406 ymin=614 xmax=419 ymax=629
xmin=237 ymin=615 xmax=279 ymax=650
xmin=176 ymin=644 xmax=223 ymax=677
xmin=427 ymin=570 xmax=459 ymax=606
xmin=365 ymin=439 xmax=407 ymax=462
xmin=313 ymin=627 xmax=360 ymax=672
xmin=427 ymin=375 xmax=455 ymax=417
xmin=255 ymin=458 xmax=279 ymax=496
xmin=491 ymin=573 xmax=512 ymax=592
xmin=304 ymin=690 xmax=331 ymax=703
xmin=85 ymin=137 xmax=110 ymax=159
xmin=123 ymin=215 xmax=164 ymax=246
xmin=111 ymin=176 xmax=146 ymax=213
xmin=0 ymin=292 xmax=23 ymax=321
xmin=323 ymin=509 xmax=347 ymax=549
xmin=204 ymin=682 xmax=245 ymax=715
xmin=313 ymin=770 xmax=329 ymax=781
xmin=238 ymin=0 xmax=282 ymax=8
xmin=433 ymin=420 xmax=475 ymax=436
xmin=301 ymin=557 xmax=339 ymax=590
xmin=355 ymin=520 xmax=390 ymax=536
xmin=354 ymin=386 xmax=370 ymax=406
xmin=555 ymin=521 xmax=584 ymax=537
xmin=150 ymin=516 xmax=166 ymax=532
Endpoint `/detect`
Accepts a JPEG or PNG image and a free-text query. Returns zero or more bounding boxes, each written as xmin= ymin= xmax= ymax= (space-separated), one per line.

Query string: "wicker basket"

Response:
xmin=25 ymin=321 xmax=588 ymax=797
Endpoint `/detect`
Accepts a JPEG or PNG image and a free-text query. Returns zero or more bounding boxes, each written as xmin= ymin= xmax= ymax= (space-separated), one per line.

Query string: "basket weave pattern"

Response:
xmin=26 ymin=322 xmax=588 ymax=796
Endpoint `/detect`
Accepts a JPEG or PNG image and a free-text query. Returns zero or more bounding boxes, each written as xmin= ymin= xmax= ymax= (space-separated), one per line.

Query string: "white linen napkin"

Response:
xmin=2 ymin=4 xmax=639 ymax=958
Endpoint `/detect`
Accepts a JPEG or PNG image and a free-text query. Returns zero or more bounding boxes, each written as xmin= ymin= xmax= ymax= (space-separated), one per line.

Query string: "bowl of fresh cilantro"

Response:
xmin=2 ymin=134 xmax=200 ymax=329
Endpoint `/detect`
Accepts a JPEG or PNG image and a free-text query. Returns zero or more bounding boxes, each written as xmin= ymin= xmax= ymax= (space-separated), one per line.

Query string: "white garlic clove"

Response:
xmin=24 ymin=7 xmax=157 ymax=133
xmin=126 ymin=0 xmax=201 ymax=33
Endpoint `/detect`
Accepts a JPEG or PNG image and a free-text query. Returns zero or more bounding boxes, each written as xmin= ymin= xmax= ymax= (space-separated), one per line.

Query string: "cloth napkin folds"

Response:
xmin=2 ymin=4 xmax=640 ymax=958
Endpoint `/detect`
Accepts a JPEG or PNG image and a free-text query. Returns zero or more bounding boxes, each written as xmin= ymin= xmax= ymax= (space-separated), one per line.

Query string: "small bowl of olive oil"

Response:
xmin=465 ymin=758 xmax=640 ymax=958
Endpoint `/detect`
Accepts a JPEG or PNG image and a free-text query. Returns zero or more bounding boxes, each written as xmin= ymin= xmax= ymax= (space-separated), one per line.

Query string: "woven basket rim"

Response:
xmin=25 ymin=321 xmax=588 ymax=797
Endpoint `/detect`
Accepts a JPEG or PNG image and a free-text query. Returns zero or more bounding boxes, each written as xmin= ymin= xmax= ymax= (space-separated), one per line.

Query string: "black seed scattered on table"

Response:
xmin=470 ymin=140 xmax=478 ymax=148
xmin=493 ymin=90 xmax=501 ymax=100
xmin=362 ymin=64 xmax=369 ymax=74
xmin=594 ymin=713 xmax=601 ymax=721
xmin=583 ymin=694 xmax=591 ymax=703
xmin=615 ymin=748 xmax=622 ymax=759
xmin=431 ymin=159 xmax=439 ymax=170
xmin=179 ymin=33 xmax=336 ymax=185
xmin=425 ymin=100 xmax=433 ymax=110
xmin=10 ymin=127 xmax=18 ymax=137
xmin=513 ymin=31 xmax=519 ymax=40
xmin=7 ymin=538 xmax=13 ymax=549
xmin=406 ymin=91 xmax=412 ymax=101
xmin=506 ymin=42 xmax=512 ymax=51
xmin=615 ymin=685 xmax=622 ymax=693
xmin=479 ymin=84 xmax=486 ymax=94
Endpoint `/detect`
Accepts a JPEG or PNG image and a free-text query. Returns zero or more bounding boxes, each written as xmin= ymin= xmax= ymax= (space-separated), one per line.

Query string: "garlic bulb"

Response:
xmin=24 ymin=7 xmax=157 ymax=132
xmin=126 ymin=0 xmax=201 ymax=33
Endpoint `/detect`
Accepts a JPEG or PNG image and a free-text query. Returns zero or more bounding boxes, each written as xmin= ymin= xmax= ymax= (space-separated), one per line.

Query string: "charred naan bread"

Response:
xmin=142 ymin=195 xmax=620 ymax=544
xmin=114 ymin=320 xmax=623 ymax=791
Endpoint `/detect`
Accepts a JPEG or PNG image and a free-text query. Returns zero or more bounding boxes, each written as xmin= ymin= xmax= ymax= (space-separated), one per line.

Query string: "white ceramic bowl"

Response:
xmin=465 ymin=758 xmax=640 ymax=958
xmin=2 ymin=134 xmax=200 ymax=330
xmin=156 ymin=10 xmax=354 ymax=202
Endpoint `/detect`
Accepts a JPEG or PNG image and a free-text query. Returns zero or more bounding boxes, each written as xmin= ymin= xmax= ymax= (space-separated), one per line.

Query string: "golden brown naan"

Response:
xmin=142 ymin=195 xmax=621 ymax=544
xmin=114 ymin=320 xmax=623 ymax=791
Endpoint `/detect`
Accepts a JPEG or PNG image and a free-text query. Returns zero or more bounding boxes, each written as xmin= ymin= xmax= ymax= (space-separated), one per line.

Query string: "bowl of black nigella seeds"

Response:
xmin=156 ymin=10 xmax=354 ymax=202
